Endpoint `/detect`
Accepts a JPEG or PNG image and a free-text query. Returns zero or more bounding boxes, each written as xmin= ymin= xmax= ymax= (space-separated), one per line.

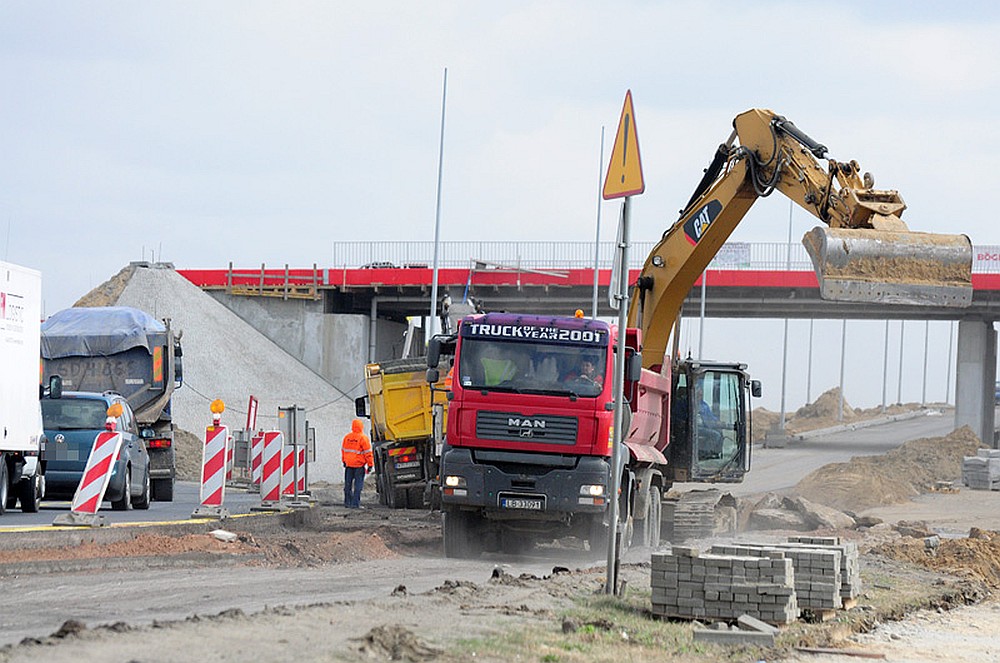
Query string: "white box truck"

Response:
xmin=0 ymin=260 xmax=45 ymax=513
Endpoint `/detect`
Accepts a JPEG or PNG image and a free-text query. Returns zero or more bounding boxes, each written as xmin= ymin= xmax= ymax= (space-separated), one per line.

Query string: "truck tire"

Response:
xmin=442 ymin=509 xmax=476 ymax=558
xmin=111 ymin=469 xmax=132 ymax=511
xmin=587 ymin=514 xmax=608 ymax=554
xmin=389 ymin=487 xmax=407 ymax=509
xmin=18 ymin=476 xmax=41 ymax=513
xmin=0 ymin=462 xmax=8 ymax=516
xmin=151 ymin=478 xmax=174 ymax=502
xmin=406 ymin=486 xmax=425 ymax=509
xmin=637 ymin=484 xmax=662 ymax=548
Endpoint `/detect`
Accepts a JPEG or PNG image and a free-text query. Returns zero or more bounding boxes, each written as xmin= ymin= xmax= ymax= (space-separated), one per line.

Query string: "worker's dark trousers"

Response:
xmin=344 ymin=466 xmax=366 ymax=508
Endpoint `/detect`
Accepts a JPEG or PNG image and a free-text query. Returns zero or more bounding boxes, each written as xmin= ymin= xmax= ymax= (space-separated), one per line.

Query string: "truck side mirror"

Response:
xmin=426 ymin=368 xmax=440 ymax=385
xmin=627 ymin=352 xmax=643 ymax=382
xmin=49 ymin=375 xmax=63 ymax=400
xmin=354 ymin=396 xmax=369 ymax=418
xmin=427 ymin=338 xmax=441 ymax=368
xmin=751 ymin=380 xmax=762 ymax=398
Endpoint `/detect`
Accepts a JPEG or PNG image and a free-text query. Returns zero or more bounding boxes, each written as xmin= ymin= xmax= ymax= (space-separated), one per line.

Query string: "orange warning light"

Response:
xmin=210 ymin=399 xmax=226 ymax=414
xmin=106 ymin=403 xmax=124 ymax=418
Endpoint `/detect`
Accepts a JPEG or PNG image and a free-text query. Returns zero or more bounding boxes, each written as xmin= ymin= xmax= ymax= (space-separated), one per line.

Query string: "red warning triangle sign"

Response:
xmin=603 ymin=90 xmax=645 ymax=200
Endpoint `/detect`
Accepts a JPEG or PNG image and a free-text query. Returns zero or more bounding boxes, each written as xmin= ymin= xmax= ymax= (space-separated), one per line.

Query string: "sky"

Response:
xmin=3 ymin=1 xmax=999 ymax=412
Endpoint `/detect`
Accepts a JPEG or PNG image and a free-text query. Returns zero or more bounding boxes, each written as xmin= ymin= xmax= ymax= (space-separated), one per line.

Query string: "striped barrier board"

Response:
xmin=199 ymin=425 xmax=229 ymax=508
xmin=69 ymin=431 xmax=124 ymax=515
xmin=250 ymin=431 xmax=264 ymax=485
xmin=259 ymin=431 xmax=283 ymax=504
xmin=281 ymin=445 xmax=307 ymax=496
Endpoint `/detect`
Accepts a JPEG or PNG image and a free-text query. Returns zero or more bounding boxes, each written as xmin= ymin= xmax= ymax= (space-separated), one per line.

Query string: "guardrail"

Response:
xmin=332 ymin=241 xmax=1000 ymax=273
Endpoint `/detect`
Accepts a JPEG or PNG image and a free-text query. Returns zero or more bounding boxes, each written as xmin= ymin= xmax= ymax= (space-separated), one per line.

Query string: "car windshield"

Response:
xmin=456 ymin=338 xmax=608 ymax=397
xmin=41 ymin=399 xmax=108 ymax=430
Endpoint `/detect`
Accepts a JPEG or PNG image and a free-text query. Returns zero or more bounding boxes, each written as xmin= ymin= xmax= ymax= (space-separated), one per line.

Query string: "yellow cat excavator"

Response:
xmin=629 ymin=108 xmax=973 ymax=370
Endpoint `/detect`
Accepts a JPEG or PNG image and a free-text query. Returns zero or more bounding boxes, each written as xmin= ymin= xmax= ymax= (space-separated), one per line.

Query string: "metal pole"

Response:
xmin=922 ymin=320 xmax=930 ymax=406
xmin=779 ymin=318 xmax=789 ymax=431
xmin=592 ymin=127 xmax=605 ymax=319
xmin=605 ymin=196 xmax=631 ymax=595
xmin=806 ymin=319 xmax=814 ymax=404
xmin=881 ymin=319 xmax=889 ymax=413
xmin=428 ymin=68 xmax=448 ymax=342
xmin=838 ymin=319 xmax=847 ymax=422
xmin=946 ymin=321 xmax=955 ymax=404
xmin=291 ymin=406 xmax=299 ymax=502
xmin=897 ymin=321 xmax=905 ymax=404
xmin=698 ymin=270 xmax=706 ymax=360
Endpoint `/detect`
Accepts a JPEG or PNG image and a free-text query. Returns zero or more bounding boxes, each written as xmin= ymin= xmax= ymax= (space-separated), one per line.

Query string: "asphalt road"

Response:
xmin=0 ymin=481 xmax=271 ymax=530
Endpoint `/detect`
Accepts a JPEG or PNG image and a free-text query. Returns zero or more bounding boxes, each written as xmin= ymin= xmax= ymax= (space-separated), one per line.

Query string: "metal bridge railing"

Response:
xmin=332 ymin=241 xmax=1000 ymax=273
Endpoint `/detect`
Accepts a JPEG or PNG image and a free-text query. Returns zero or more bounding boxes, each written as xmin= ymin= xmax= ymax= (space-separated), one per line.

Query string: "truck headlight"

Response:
xmin=444 ymin=475 xmax=466 ymax=488
xmin=580 ymin=484 xmax=605 ymax=497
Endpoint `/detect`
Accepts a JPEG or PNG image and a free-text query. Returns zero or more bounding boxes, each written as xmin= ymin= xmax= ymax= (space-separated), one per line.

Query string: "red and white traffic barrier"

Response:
xmin=70 ymin=430 xmax=124 ymax=515
xmin=226 ymin=433 xmax=234 ymax=483
xmin=258 ymin=430 xmax=283 ymax=506
xmin=281 ymin=445 xmax=307 ymax=496
xmin=192 ymin=399 xmax=230 ymax=518
xmin=53 ymin=403 xmax=125 ymax=527
xmin=250 ymin=431 xmax=264 ymax=485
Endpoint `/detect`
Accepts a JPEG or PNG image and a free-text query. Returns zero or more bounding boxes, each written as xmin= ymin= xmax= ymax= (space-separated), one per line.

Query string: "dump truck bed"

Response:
xmin=365 ymin=357 xmax=448 ymax=442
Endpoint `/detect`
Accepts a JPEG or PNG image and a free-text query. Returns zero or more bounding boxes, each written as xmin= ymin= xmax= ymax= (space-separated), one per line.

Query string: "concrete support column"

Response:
xmin=955 ymin=319 xmax=997 ymax=448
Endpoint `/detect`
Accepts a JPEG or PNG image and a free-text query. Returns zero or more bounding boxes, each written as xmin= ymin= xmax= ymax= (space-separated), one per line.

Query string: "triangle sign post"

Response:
xmin=602 ymin=89 xmax=645 ymax=200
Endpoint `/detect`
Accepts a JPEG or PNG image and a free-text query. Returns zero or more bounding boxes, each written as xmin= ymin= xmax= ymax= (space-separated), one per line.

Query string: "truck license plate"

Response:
xmin=500 ymin=496 xmax=544 ymax=511
xmin=394 ymin=461 xmax=420 ymax=469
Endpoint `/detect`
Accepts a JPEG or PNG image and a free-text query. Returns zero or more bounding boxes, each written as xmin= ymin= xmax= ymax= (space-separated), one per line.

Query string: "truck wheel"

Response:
xmin=133 ymin=469 xmax=151 ymax=510
xmin=638 ymin=485 xmax=662 ymax=548
xmin=442 ymin=509 xmax=475 ymax=558
xmin=390 ymin=487 xmax=408 ymax=509
xmin=151 ymin=478 xmax=174 ymax=502
xmin=18 ymin=476 xmax=41 ymax=513
xmin=0 ymin=462 xmax=8 ymax=516
xmin=587 ymin=514 xmax=609 ymax=554
xmin=406 ymin=486 xmax=425 ymax=509
xmin=111 ymin=469 xmax=132 ymax=511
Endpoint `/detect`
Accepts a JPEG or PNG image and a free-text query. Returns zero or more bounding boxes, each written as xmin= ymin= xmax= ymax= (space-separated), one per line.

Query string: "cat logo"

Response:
xmin=682 ymin=199 xmax=723 ymax=245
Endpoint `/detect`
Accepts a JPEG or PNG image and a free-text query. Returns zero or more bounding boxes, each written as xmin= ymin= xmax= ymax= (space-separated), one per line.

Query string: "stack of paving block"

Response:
xmin=711 ymin=543 xmax=842 ymax=611
xmin=786 ymin=536 xmax=862 ymax=604
xmin=650 ymin=545 xmax=798 ymax=625
xmin=962 ymin=449 xmax=1000 ymax=490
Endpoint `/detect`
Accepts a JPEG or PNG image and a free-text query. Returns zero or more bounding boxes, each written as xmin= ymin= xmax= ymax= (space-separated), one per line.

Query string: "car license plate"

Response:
xmin=500 ymin=496 xmax=544 ymax=511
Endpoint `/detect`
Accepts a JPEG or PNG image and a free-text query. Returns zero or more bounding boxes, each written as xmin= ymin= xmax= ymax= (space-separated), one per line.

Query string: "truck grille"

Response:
xmin=475 ymin=411 xmax=578 ymax=445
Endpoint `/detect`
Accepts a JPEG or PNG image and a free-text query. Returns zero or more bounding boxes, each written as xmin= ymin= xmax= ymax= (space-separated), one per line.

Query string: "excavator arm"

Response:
xmin=628 ymin=108 xmax=973 ymax=370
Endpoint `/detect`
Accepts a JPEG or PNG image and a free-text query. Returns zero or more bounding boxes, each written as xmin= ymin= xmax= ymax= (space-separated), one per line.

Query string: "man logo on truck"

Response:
xmin=508 ymin=418 xmax=546 ymax=429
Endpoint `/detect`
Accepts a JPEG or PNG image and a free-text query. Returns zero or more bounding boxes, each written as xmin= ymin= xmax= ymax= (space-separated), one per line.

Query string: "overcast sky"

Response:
xmin=3 ymin=1 xmax=999 ymax=411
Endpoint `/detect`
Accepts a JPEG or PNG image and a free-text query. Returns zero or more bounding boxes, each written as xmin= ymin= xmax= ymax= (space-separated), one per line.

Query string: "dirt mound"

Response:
xmin=0 ymin=533 xmax=257 ymax=564
xmin=751 ymin=407 xmax=780 ymax=443
xmin=174 ymin=427 xmax=203 ymax=481
xmin=73 ymin=264 xmax=137 ymax=307
xmin=792 ymin=387 xmax=858 ymax=422
xmin=793 ymin=426 xmax=982 ymax=512
xmin=355 ymin=624 xmax=442 ymax=661
xmin=873 ymin=528 xmax=1000 ymax=588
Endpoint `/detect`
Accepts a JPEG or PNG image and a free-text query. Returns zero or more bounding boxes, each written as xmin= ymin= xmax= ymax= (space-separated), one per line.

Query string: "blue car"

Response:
xmin=41 ymin=391 xmax=151 ymax=510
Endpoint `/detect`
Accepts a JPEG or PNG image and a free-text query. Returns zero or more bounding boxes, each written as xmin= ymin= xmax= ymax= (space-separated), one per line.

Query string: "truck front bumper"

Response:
xmin=440 ymin=447 xmax=609 ymax=517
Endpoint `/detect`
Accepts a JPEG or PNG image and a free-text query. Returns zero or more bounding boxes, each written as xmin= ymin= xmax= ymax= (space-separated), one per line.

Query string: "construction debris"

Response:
xmin=962 ymin=449 xmax=1000 ymax=490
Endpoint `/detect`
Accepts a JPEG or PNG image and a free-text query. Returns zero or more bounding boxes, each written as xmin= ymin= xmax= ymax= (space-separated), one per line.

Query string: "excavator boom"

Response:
xmin=630 ymin=108 xmax=973 ymax=369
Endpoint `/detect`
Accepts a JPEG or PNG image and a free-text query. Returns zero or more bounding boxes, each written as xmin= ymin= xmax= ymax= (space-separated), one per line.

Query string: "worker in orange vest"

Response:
xmin=342 ymin=419 xmax=374 ymax=509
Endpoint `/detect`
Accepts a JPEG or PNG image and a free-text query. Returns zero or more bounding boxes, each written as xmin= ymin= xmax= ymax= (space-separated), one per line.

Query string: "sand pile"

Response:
xmin=792 ymin=387 xmax=858 ymax=422
xmin=793 ymin=426 xmax=982 ymax=512
xmin=85 ymin=264 xmax=355 ymax=483
xmin=873 ymin=528 xmax=1000 ymax=588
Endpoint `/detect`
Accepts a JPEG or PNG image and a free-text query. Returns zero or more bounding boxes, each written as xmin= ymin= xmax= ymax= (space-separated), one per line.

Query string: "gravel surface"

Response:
xmin=115 ymin=264 xmax=356 ymax=484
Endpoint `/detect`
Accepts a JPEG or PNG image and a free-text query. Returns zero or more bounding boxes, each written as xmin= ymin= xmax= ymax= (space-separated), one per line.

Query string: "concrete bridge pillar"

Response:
xmin=955 ymin=319 xmax=997 ymax=447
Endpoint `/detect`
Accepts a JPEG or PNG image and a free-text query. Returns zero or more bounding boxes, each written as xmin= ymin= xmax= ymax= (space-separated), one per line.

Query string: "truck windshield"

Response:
xmin=457 ymin=339 xmax=607 ymax=398
xmin=690 ymin=370 xmax=743 ymax=474
xmin=41 ymin=399 xmax=108 ymax=430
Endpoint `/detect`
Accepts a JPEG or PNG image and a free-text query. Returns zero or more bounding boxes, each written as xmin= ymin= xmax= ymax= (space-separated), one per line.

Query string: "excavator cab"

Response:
xmin=668 ymin=360 xmax=753 ymax=484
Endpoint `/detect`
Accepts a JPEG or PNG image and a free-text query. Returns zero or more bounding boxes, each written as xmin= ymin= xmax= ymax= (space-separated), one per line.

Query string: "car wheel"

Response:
xmin=111 ymin=468 xmax=132 ymax=511
xmin=0 ymin=462 xmax=8 ymax=516
xmin=133 ymin=468 xmax=151 ymax=510
xmin=18 ymin=476 xmax=42 ymax=513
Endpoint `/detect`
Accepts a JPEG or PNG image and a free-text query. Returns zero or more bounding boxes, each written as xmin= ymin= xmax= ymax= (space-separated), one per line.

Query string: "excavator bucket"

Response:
xmin=802 ymin=227 xmax=973 ymax=308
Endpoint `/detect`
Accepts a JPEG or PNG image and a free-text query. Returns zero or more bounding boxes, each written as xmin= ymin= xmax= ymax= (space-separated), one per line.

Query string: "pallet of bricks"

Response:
xmin=650 ymin=536 xmax=861 ymax=626
xmin=962 ymin=449 xmax=1000 ymax=490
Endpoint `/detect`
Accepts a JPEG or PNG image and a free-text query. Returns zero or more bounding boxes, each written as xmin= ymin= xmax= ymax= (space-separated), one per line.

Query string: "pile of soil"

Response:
xmin=0 ymin=534 xmax=257 ymax=564
xmin=72 ymin=264 xmax=136 ymax=307
xmin=873 ymin=528 xmax=1000 ymax=588
xmin=792 ymin=387 xmax=858 ymax=422
xmin=793 ymin=426 xmax=982 ymax=512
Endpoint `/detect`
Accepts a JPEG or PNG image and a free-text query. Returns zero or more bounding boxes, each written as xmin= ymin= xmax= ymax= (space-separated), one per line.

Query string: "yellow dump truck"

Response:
xmin=355 ymin=357 xmax=448 ymax=509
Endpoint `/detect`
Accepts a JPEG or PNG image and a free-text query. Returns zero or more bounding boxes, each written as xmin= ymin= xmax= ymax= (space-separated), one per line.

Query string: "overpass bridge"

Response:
xmin=178 ymin=240 xmax=1000 ymax=446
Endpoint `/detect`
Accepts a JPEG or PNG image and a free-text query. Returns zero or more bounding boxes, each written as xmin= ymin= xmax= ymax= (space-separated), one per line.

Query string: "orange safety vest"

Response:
xmin=342 ymin=419 xmax=374 ymax=468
